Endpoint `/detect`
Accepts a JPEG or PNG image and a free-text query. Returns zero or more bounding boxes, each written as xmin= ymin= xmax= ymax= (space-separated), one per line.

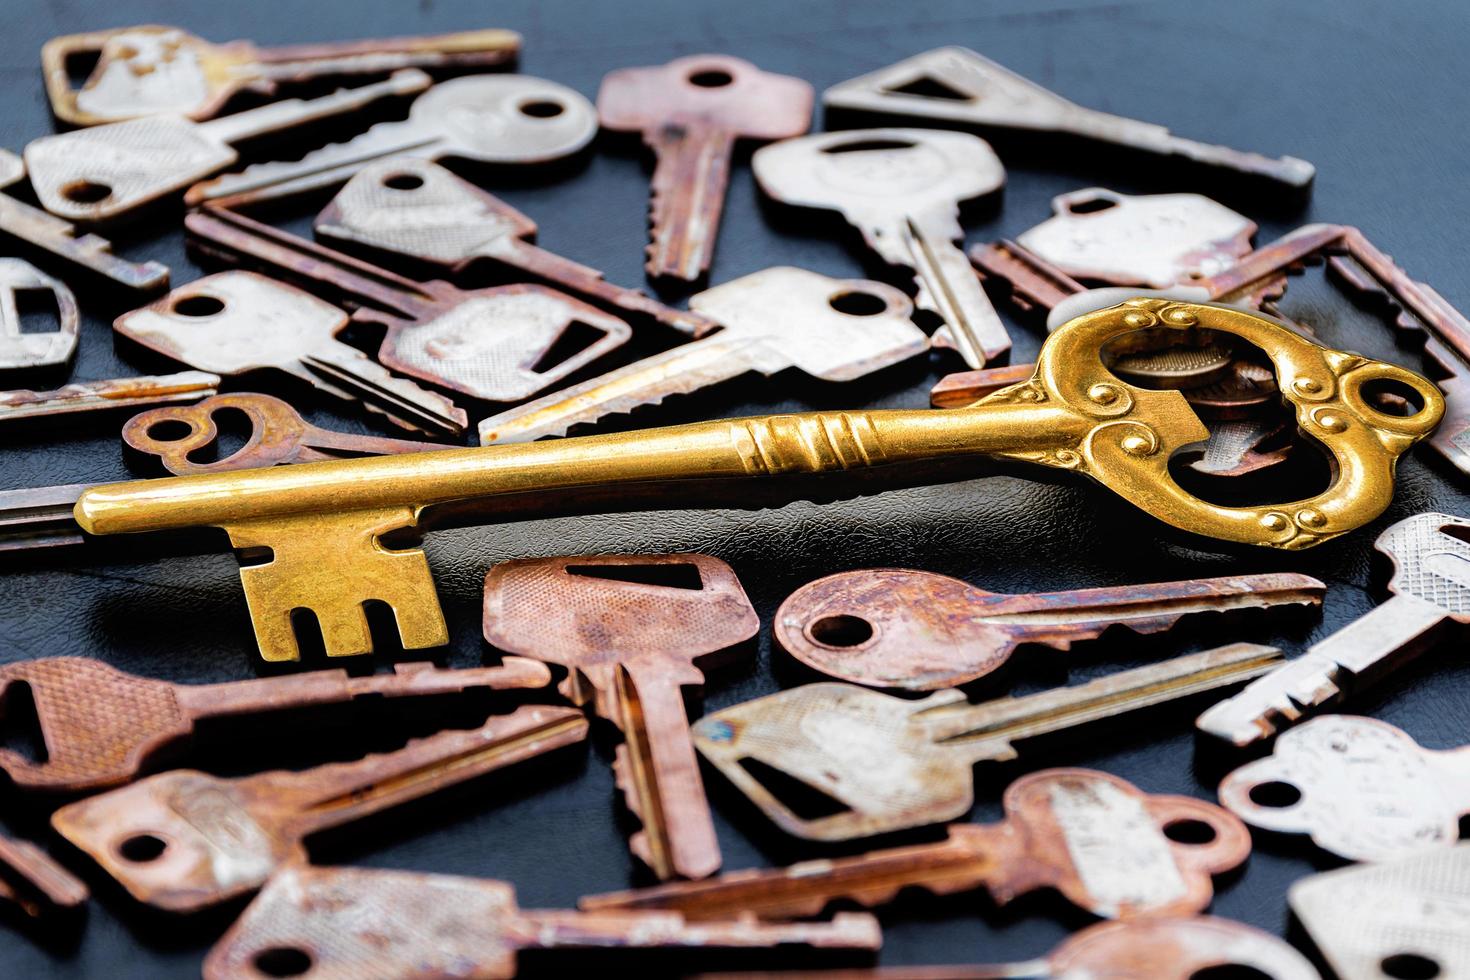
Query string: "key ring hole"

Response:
xmin=1162 ymin=818 xmax=1218 ymax=845
xmin=1247 ymin=780 xmax=1302 ymax=809
xmin=807 ymin=615 xmax=874 ymax=648
xmin=828 ymin=290 xmax=888 ymax=317
xmin=60 ymin=179 xmax=112 ymax=203
xmin=171 ymin=295 xmax=226 ymax=318
xmin=145 ymin=419 xmax=196 ymax=443
xmin=1360 ymin=377 xmax=1427 ymax=418
xmin=1381 ymin=953 xmax=1442 ymax=979
xmin=116 ymin=833 xmax=168 ymax=862
xmin=252 ymin=947 xmax=315 ymax=978
xmin=381 ymin=172 xmax=424 ymax=190
xmin=1067 ymin=197 xmax=1117 ymax=215
xmin=688 ymin=69 xmax=734 ymax=87
xmin=1190 ymin=967 xmax=1275 ymax=980
xmin=821 ymin=138 xmax=916 ymax=155
xmin=519 ymin=99 xmax=565 ymax=118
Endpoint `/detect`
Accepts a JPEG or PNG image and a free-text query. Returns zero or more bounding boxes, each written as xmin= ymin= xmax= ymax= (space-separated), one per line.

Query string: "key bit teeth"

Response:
xmin=1196 ymin=656 xmax=1344 ymax=746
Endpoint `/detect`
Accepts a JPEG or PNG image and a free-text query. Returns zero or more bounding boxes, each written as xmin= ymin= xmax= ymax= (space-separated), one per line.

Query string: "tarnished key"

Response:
xmin=695 ymin=643 xmax=1283 ymax=840
xmin=1218 ymin=715 xmax=1470 ymax=862
xmin=315 ymin=157 xmax=714 ymax=337
xmin=186 ymin=207 xmax=632 ymax=404
xmin=203 ymin=864 xmax=880 ymax=980
xmin=50 ymin=704 xmax=587 ymax=911
xmin=114 ymin=272 xmax=468 ymax=436
xmin=478 ymin=267 xmax=927 ymax=444
xmin=775 ymin=567 xmax=1322 ymax=690
xmin=484 ymin=554 xmax=760 ymax=881
xmin=188 ymin=74 xmax=597 ymax=206
xmin=823 ymin=47 xmax=1315 ymax=188
xmin=0 ymin=150 xmax=168 ymax=293
xmin=25 ymin=70 xmax=430 ymax=225
xmin=44 ymin=25 xmax=520 ymax=125
xmin=0 ymin=833 xmax=88 ymax=921
xmin=1198 ymin=512 xmax=1470 ymax=746
xmin=0 ymin=259 xmax=79 ymax=371
xmin=582 ymin=769 xmax=1250 ymax=921
xmin=0 ymin=655 xmax=550 ymax=791
xmin=0 ymin=370 xmax=217 ymax=423
xmin=754 ymin=128 xmax=1010 ymax=367
xmin=598 ymin=54 xmax=813 ymax=283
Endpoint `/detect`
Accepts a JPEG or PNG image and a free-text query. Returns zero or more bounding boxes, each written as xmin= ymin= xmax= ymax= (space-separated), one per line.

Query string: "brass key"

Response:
xmin=484 ymin=554 xmax=759 ymax=880
xmin=73 ymin=300 xmax=1442 ymax=664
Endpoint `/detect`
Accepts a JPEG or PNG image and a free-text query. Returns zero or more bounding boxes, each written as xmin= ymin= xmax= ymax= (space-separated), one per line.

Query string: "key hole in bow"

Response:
xmin=882 ymin=75 xmax=970 ymax=102
xmin=251 ymin=947 xmax=314 ymax=978
xmin=183 ymin=407 xmax=253 ymax=468
xmin=1379 ymin=954 xmax=1443 ymax=980
xmin=735 ymin=758 xmax=849 ymax=819
xmin=62 ymin=49 xmax=102 ymax=89
xmin=1066 ymin=196 xmax=1116 ymax=215
xmin=687 ymin=69 xmax=733 ymax=88
xmin=0 ymin=682 xmax=49 ymax=764
xmin=1190 ymin=967 xmax=1276 ymax=980
xmin=14 ymin=287 xmax=61 ymax=335
xmin=519 ymin=98 xmax=565 ymax=118
xmin=530 ymin=320 xmax=607 ymax=374
xmin=566 ymin=561 xmax=704 ymax=590
xmin=820 ymin=138 xmax=916 ymax=155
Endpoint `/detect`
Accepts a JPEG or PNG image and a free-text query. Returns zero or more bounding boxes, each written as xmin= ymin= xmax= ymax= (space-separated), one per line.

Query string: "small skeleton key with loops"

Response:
xmin=49 ymin=704 xmax=588 ymax=912
xmin=1198 ymin=511 xmax=1470 ymax=746
xmin=582 ymin=768 xmax=1250 ymax=922
xmin=598 ymin=54 xmax=814 ymax=283
xmin=754 ymin=128 xmax=1011 ymax=368
xmin=478 ymin=267 xmax=928 ymax=444
xmin=24 ymin=70 xmax=430 ymax=225
xmin=484 ymin=554 xmax=760 ymax=881
xmin=695 ymin=643 xmax=1284 ymax=841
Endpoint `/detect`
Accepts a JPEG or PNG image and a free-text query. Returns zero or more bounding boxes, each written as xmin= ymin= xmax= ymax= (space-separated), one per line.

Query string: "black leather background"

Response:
xmin=3 ymin=1 xmax=1470 ymax=976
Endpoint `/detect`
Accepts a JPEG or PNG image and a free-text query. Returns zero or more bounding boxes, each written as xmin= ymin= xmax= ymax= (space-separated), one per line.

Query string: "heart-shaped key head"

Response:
xmin=1048 ymin=916 xmax=1320 ymax=980
xmin=0 ymin=259 xmax=79 ymax=370
xmin=406 ymin=75 xmax=598 ymax=163
xmin=1374 ymin=512 xmax=1470 ymax=619
xmin=598 ymin=55 xmax=813 ymax=137
xmin=1218 ymin=715 xmax=1468 ymax=862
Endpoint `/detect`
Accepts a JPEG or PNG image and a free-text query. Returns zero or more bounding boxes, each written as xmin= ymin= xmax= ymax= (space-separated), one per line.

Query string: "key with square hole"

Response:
xmin=696 ymin=643 xmax=1283 ymax=840
xmin=1218 ymin=715 xmax=1470 ymax=862
xmin=203 ymin=863 xmax=880 ymax=980
xmin=477 ymin=267 xmax=927 ymax=443
xmin=484 ymin=554 xmax=759 ymax=881
xmin=315 ymin=157 xmax=716 ymax=338
xmin=1198 ymin=512 xmax=1470 ymax=746
xmin=114 ymin=271 xmax=468 ymax=436
xmin=43 ymin=25 xmax=520 ymax=126
xmin=0 ymin=259 xmax=80 ymax=371
xmin=24 ymin=70 xmax=430 ymax=225
xmin=186 ymin=206 xmax=632 ymax=404
xmin=49 ymin=703 xmax=587 ymax=912
xmin=582 ymin=768 xmax=1249 ymax=921
xmin=776 ymin=568 xmax=1322 ymax=691
xmin=823 ymin=47 xmax=1315 ymax=188
xmin=188 ymin=74 xmax=597 ymax=207
xmin=754 ymin=128 xmax=1010 ymax=368
xmin=0 ymin=655 xmax=551 ymax=791
xmin=598 ymin=54 xmax=813 ymax=283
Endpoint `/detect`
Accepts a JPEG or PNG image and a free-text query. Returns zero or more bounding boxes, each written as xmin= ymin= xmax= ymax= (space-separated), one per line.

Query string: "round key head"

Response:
xmin=597 ymin=54 xmax=814 ymax=138
xmin=408 ymin=74 xmax=597 ymax=164
xmin=122 ymin=392 xmax=312 ymax=475
xmin=1049 ymin=916 xmax=1320 ymax=980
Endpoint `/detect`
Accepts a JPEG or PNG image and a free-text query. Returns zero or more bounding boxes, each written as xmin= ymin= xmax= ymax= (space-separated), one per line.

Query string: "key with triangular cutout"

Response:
xmin=754 ymin=128 xmax=1010 ymax=367
xmin=823 ymin=47 xmax=1314 ymax=188
xmin=484 ymin=554 xmax=760 ymax=881
xmin=24 ymin=70 xmax=430 ymax=225
xmin=49 ymin=703 xmax=587 ymax=912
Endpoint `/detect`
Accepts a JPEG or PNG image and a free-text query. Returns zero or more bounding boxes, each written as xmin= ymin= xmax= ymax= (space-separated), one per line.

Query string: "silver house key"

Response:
xmin=1198 ymin=512 xmax=1470 ymax=746
xmin=0 ymin=259 xmax=80 ymax=372
xmin=753 ymin=127 xmax=1010 ymax=367
xmin=24 ymin=70 xmax=430 ymax=225
xmin=477 ymin=267 xmax=927 ymax=444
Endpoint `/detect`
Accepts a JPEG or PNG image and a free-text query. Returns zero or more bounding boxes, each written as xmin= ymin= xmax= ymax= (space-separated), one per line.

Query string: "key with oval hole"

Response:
xmin=186 ymin=206 xmax=632 ymax=404
xmin=203 ymin=863 xmax=880 ymax=980
xmin=582 ymin=768 xmax=1249 ymax=921
xmin=114 ymin=271 xmax=468 ymax=436
xmin=314 ymin=157 xmax=715 ymax=338
xmin=188 ymin=74 xmax=597 ymax=207
xmin=822 ymin=47 xmax=1315 ymax=188
xmin=598 ymin=54 xmax=814 ymax=283
xmin=776 ymin=568 xmax=1323 ymax=691
xmin=695 ymin=643 xmax=1283 ymax=840
xmin=754 ymin=128 xmax=1009 ymax=368
xmin=49 ymin=703 xmax=587 ymax=912
xmin=24 ymin=70 xmax=430 ymax=225
xmin=484 ymin=554 xmax=760 ymax=881
xmin=43 ymin=25 xmax=521 ymax=126
xmin=1198 ymin=512 xmax=1470 ymax=746
xmin=0 ymin=259 xmax=80 ymax=372
xmin=477 ymin=267 xmax=927 ymax=444
xmin=1217 ymin=715 xmax=1470 ymax=862
xmin=0 ymin=655 xmax=551 ymax=792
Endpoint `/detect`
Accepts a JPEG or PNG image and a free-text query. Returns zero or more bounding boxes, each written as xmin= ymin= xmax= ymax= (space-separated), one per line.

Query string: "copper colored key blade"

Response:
xmin=0 ymin=834 xmax=88 ymax=919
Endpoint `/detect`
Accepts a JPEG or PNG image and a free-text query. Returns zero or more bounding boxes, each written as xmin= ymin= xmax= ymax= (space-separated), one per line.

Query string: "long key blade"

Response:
xmin=0 ymin=371 xmax=219 ymax=423
xmin=645 ymin=125 xmax=735 ymax=282
xmin=199 ymin=68 xmax=431 ymax=144
xmin=0 ymin=835 xmax=88 ymax=919
xmin=253 ymin=28 xmax=521 ymax=75
xmin=969 ymin=238 xmax=1085 ymax=318
xmin=0 ymin=483 xmax=90 ymax=552
xmin=901 ymin=210 xmax=1011 ymax=366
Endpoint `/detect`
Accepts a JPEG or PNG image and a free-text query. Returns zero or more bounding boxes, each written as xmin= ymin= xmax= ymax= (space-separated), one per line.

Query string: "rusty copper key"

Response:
xmin=49 ymin=704 xmax=587 ymax=912
xmin=0 ymin=834 xmax=88 ymax=921
xmin=186 ymin=206 xmax=632 ymax=403
xmin=775 ymin=568 xmax=1324 ymax=691
xmin=315 ymin=157 xmax=716 ymax=338
xmin=0 ymin=655 xmax=552 ymax=791
xmin=484 ymin=554 xmax=760 ymax=881
xmin=203 ymin=863 xmax=880 ymax=979
xmin=598 ymin=54 xmax=814 ymax=283
xmin=583 ymin=768 xmax=1250 ymax=921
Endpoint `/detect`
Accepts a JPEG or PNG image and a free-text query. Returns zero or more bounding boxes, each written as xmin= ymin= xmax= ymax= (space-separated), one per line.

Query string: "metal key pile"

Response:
xmin=0 ymin=21 xmax=1465 ymax=980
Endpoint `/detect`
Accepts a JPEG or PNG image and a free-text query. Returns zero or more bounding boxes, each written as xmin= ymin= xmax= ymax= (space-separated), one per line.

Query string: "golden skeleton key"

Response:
xmin=74 ymin=299 xmax=1442 ymax=662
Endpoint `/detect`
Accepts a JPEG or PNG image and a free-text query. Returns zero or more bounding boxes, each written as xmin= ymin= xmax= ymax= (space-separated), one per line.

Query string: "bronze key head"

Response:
xmin=598 ymin=54 xmax=814 ymax=138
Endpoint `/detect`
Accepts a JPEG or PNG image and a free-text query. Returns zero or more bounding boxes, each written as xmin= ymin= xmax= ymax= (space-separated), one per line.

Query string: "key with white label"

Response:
xmin=24 ymin=70 xmax=430 ymax=225
xmin=754 ymin=128 xmax=1010 ymax=367
xmin=1198 ymin=512 xmax=1470 ymax=746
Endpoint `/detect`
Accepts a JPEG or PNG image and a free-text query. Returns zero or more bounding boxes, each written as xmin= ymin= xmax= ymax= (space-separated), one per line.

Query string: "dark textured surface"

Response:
xmin=1 ymin=0 xmax=1469 ymax=975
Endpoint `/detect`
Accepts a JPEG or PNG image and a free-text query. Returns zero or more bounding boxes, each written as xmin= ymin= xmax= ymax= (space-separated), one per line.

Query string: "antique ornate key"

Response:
xmin=73 ymin=300 xmax=1442 ymax=663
